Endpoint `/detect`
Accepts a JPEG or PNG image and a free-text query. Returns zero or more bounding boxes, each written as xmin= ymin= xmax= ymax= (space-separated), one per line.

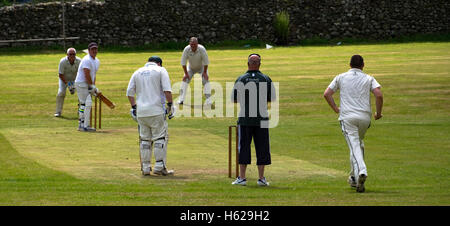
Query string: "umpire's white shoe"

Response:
xmin=348 ymin=176 xmax=357 ymax=188
xmin=153 ymin=168 xmax=174 ymax=176
xmin=231 ymin=177 xmax=247 ymax=186
xmin=356 ymin=174 xmax=367 ymax=193
xmin=257 ymin=177 xmax=269 ymax=186
xmin=54 ymin=113 xmax=61 ymax=117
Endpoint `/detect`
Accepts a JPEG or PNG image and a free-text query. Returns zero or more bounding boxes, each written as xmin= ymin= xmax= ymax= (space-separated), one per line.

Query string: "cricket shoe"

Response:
xmin=177 ymin=100 xmax=183 ymax=105
xmin=348 ymin=176 xmax=357 ymax=188
xmin=231 ymin=177 xmax=247 ymax=186
xmin=257 ymin=177 xmax=269 ymax=186
xmin=54 ymin=113 xmax=61 ymax=117
xmin=356 ymin=174 xmax=367 ymax=193
xmin=153 ymin=168 xmax=174 ymax=176
xmin=80 ymin=127 xmax=96 ymax=132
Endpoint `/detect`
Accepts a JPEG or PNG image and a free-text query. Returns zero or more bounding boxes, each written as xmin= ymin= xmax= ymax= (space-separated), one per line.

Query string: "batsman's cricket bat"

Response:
xmin=96 ymin=93 xmax=115 ymax=109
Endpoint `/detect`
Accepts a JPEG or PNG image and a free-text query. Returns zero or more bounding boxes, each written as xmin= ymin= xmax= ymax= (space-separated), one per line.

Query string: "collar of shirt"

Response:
xmin=145 ymin=62 xmax=158 ymax=67
xmin=349 ymin=68 xmax=363 ymax=73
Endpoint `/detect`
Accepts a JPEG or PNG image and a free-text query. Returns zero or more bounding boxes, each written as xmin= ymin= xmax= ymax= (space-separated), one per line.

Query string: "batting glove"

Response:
xmin=166 ymin=102 xmax=175 ymax=119
xmin=130 ymin=105 xmax=137 ymax=122
xmin=88 ymin=84 xmax=96 ymax=95
xmin=68 ymin=82 xmax=75 ymax=95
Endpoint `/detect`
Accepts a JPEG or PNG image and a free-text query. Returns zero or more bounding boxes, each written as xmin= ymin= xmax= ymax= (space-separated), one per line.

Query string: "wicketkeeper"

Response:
xmin=75 ymin=42 xmax=101 ymax=132
xmin=127 ymin=56 xmax=175 ymax=176
xmin=177 ymin=37 xmax=212 ymax=105
xmin=54 ymin=48 xmax=81 ymax=117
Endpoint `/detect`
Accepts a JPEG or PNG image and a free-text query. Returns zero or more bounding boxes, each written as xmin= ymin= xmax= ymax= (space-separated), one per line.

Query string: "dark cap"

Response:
xmin=148 ymin=56 xmax=163 ymax=66
xmin=88 ymin=42 xmax=98 ymax=49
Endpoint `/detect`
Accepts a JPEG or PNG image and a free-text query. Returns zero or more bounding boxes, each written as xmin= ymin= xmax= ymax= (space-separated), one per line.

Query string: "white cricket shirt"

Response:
xmin=58 ymin=56 xmax=81 ymax=81
xmin=328 ymin=68 xmax=381 ymax=121
xmin=126 ymin=62 xmax=172 ymax=117
xmin=75 ymin=54 xmax=100 ymax=84
xmin=180 ymin=44 xmax=209 ymax=71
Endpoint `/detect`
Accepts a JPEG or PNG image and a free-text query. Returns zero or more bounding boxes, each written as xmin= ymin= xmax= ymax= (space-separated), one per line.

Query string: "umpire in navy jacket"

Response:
xmin=231 ymin=53 xmax=276 ymax=187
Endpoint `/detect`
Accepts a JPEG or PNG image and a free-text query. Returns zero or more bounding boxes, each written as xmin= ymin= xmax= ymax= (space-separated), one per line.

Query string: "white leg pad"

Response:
xmin=153 ymin=138 xmax=166 ymax=171
xmin=83 ymin=96 xmax=92 ymax=128
xmin=78 ymin=104 xmax=85 ymax=127
xmin=140 ymin=140 xmax=152 ymax=170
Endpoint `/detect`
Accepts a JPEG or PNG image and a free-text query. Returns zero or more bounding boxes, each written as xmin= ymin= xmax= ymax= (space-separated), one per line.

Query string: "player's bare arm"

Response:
xmin=59 ymin=73 xmax=67 ymax=84
xmin=182 ymin=65 xmax=189 ymax=81
xmin=128 ymin=96 xmax=136 ymax=107
xmin=372 ymin=87 xmax=383 ymax=120
xmin=164 ymin=91 xmax=173 ymax=104
xmin=323 ymin=87 xmax=340 ymax=113
xmin=202 ymin=65 xmax=208 ymax=80
xmin=83 ymin=68 xmax=93 ymax=85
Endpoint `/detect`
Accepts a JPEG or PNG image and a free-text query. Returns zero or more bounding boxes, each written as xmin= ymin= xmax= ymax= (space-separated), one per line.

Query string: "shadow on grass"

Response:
xmin=345 ymin=189 xmax=400 ymax=194
xmin=234 ymin=185 xmax=294 ymax=190
xmin=57 ymin=115 xmax=78 ymax=120
xmin=141 ymin=175 xmax=189 ymax=180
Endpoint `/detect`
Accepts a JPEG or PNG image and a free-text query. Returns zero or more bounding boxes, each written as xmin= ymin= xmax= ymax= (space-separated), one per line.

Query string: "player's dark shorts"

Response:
xmin=238 ymin=125 xmax=271 ymax=165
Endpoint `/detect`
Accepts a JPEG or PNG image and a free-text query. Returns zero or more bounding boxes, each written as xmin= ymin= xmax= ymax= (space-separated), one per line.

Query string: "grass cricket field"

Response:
xmin=0 ymin=42 xmax=449 ymax=205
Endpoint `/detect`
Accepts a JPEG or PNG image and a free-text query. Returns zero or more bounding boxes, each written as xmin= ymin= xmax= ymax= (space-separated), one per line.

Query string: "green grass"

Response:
xmin=0 ymin=42 xmax=449 ymax=205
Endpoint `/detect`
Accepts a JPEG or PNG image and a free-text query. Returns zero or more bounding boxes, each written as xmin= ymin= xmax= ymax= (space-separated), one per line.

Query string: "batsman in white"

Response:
xmin=127 ymin=56 xmax=175 ymax=176
xmin=75 ymin=42 xmax=101 ymax=132
xmin=177 ymin=37 xmax=212 ymax=105
xmin=54 ymin=48 xmax=81 ymax=117
xmin=323 ymin=55 xmax=384 ymax=193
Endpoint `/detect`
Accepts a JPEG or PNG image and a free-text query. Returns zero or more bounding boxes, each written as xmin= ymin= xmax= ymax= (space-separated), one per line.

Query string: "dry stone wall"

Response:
xmin=1 ymin=0 xmax=449 ymax=47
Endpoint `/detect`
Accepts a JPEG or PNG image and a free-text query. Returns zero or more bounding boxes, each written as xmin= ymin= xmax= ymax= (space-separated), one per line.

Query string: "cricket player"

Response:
xmin=127 ymin=56 xmax=175 ymax=176
xmin=54 ymin=47 xmax=81 ymax=117
xmin=75 ymin=42 xmax=100 ymax=132
xmin=323 ymin=55 xmax=383 ymax=193
xmin=177 ymin=37 xmax=211 ymax=105
xmin=231 ymin=53 xmax=276 ymax=187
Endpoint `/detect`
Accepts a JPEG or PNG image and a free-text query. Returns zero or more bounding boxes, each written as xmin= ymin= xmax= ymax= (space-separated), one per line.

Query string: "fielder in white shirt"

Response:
xmin=127 ymin=56 xmax=175 ymax=176
xmin=54 ymin=47 xmax=81 ymax=117
xmin=75 ymin=42 xmax=100 ymax=132
xmin=323 ymin=55 xmax=384 ymax=193
xmin=177 ymin=37 xmax=212 ymax=105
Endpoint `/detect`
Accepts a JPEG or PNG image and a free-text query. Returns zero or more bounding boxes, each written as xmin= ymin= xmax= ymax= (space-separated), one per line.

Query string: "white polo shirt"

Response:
xmin=328 ymin=68 xmax=381 ymax=121
xmin=75 ymin=54 xmax=100 ymax=84
xmin=126 ymin=62 xmax=172 ymax=117
xmin=58 ymin=56 xmax=81 ymax=81
xmin=180 ymin=44 xmax=209 ymax=71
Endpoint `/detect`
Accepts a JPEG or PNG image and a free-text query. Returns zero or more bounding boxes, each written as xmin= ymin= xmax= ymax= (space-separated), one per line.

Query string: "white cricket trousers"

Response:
xmin=138 ymin=114 xmax=169 ymax=171
xmin=75 ymin=82 xmax=92 ymax=128
xmin=339 ymin=118 xmax=370 ymax=179
xmin=179 ymin=67 xmax=210 ymax=102
xmin=55 ymin=78 xmax=68 ymax=114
